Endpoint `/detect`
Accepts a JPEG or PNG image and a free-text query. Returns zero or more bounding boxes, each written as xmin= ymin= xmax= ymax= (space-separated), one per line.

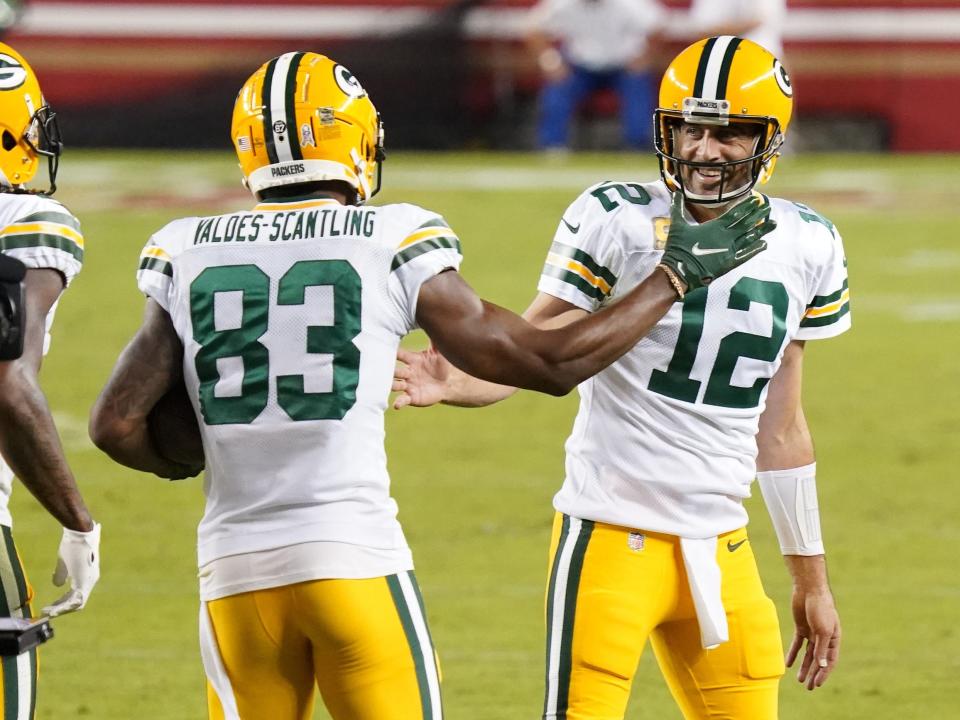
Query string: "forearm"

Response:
xmin=435 ymin=271 xmax=676 ymax=395
xmin=90 ymin=305 xmax=197 ymax=480
xmin=0 ymin=365 xmax=92 ymax=531
xmin=532 ymin=269 xmax=677 ymax=390
xmin=756 ymin=418 xmax=814 ymax=470
xmin=90 ymin=411 xmax=193 ymax=479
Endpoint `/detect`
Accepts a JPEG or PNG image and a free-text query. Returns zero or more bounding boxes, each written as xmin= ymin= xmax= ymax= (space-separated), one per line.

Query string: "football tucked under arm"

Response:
xmin=90 ymin=299 xmax=204 ymax=480
xmin=146 ymin=379 xmax=204 ymax=474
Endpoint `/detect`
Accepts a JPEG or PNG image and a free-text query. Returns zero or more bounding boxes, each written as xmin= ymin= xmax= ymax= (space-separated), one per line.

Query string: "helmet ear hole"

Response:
xmin=1 ymin=131 xmax=17 ymax=151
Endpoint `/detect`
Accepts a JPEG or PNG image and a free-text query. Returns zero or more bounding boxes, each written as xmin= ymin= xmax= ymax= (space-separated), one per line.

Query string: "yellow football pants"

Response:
xmin=543 ymin=514 xmax=784 ymax=720
xmin=0 ymin=525 xmax=38 ymax=720
xmin=202 ymin=572 xmax=442 ymax=720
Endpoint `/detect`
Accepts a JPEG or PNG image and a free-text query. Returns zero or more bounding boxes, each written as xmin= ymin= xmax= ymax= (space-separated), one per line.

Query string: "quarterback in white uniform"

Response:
xmin=396 ymin=37 xmax=846 ymax=720
xmin=0 ymin=43 xmax=101 ymax=720
xmin=90 ymin=52 xmax=771 ymax=720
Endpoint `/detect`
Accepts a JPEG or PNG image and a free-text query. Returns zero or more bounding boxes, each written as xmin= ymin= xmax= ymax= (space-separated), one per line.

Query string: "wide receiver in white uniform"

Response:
xmin=395 ymin=37 xmax=847 ymax=719
xmin=0 ymin=43 xmax=101 ymax=719
xmin=89 ymin=52 xmax=773 ymax=720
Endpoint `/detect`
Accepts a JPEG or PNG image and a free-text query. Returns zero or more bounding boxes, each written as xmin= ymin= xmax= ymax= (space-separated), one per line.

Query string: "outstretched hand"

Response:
xmin=392 ymin=346 xmax=452 ymax=409
xmin=660 ymin=191 xmax=776 ymax=292
xmin=787 ymin=586 xmax=841 ymax=690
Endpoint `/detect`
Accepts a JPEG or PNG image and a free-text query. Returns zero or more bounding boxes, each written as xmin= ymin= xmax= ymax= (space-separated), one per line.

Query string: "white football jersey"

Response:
xmin=137 ymin=197 xmax=461 ymax=567
xmin=539 ymin=181 xmax=850 ymax=538
xmin=0 ymin=193 xmax=84 ymax=526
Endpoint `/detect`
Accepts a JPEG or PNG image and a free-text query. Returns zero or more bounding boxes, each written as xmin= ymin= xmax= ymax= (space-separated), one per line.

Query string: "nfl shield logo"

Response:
xmin=628 ymin=532 xmax=644 ymax=552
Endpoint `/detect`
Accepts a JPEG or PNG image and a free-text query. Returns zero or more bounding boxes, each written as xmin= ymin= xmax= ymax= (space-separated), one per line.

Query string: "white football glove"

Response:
xmin=42 ymin=522 xmax=101 ymax=618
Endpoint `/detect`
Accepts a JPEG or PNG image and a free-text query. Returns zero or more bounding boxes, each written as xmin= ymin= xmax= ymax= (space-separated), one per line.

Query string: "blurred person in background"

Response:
xmin=0 ymin=41 xmax=101 ymax=718
xmin=89 ymin=50 xmax=771 ymax=720
xmin=682 ymin=0 xmax=786 ymax=60
xmin=395 ymin=37 xmax=846 ymax=720
xmin=0 ymin=1 xmax=23 ymax=39
xmin=526 ymin=0 xmax=667 ymax=151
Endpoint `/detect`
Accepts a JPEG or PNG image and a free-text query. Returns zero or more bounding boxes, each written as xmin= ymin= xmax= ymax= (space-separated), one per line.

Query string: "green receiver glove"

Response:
xmin=659 ymin=191 xmax=775 ymax=294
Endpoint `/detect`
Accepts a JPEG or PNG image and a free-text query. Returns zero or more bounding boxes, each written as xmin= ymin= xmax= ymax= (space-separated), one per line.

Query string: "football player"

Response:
xmin=0 ymin=42 xmax=101 ymax=716
xmin=394 ymin=37 xmax=846 ymax=719
xmin=89 ymin=52 xmax=772 ymax=720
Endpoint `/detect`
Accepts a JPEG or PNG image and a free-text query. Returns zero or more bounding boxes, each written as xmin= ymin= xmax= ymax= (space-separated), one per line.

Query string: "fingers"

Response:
xmin=669 ymin=189 xmax=685 ymax=222
xmin=807 ymin=628 xmax=840 ymax=689
xmin=719 ymin=195 xmax=763 ymax=227
xmin=392 ymin=393 xmax=411 ymax=410
xmin=732 ymin=239 xmax=767 ymax=263
xmin=51 ymin=558 xmax=68 ymax=587
xmin=396 ymin=348 xmax=419 ymax=365
xmin=785 ymin=632 xmax=804 ymax=668
xmin=42 ymin=589 xmax=84 ymax=618
xmin=755 ymin=216 xmax=777 ymax=239
xmin=790 ymin=631 xmax=839 ymax=690
xmin=796 ymin=637 xmax=817 ymax=687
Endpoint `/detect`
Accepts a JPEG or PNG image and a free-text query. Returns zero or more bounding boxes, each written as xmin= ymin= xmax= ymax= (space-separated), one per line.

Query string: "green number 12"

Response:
xmin=648 ymin=277 xmax=789 ymax=409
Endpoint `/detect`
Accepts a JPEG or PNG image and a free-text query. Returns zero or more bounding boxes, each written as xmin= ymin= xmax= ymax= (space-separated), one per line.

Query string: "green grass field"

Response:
xmin=11 ymin=150 xmax=958 ymax=719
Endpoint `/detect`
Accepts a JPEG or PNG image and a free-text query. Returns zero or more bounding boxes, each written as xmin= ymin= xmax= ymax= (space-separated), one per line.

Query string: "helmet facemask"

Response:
xmin=655 ymin=111 xmax=782 ymax=206
xmin=20 ymin=104 xmax=62 ymax=194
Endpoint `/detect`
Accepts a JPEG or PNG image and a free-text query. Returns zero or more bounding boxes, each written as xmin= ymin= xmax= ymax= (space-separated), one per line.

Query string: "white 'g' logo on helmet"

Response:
xmin=773 ymin=59 xmax=792 ymax=98
xmin=0 ymin=53 xmax=27 ymax=90
xmin=333 ymin=64 xmax=366 ymax=98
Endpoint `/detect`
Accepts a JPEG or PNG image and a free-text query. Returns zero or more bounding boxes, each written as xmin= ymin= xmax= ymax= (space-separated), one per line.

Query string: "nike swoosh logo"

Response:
xmin=727 ymin=538 xmax=748 ymax=552
xmin=691 ymin=243 xmax=726 ymax=256
xmin=562 ymin=218 xmax=580 ymax=234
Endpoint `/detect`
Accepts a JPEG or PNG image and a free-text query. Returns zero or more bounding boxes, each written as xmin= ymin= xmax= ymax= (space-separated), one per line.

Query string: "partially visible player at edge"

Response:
xmin=89 ymin=52 xmax=773 ymax=720
xmin=0 ymin=41 xmax=101 ymax=719
xmin=394 ymin=37 xmax=847 ymax=719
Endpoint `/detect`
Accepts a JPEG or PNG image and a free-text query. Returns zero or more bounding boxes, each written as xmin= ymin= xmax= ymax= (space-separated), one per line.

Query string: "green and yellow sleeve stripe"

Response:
xmin=801 ymin=279 xmax=850 ymax=328
xmin=392 ymin=219 xmax=461 ymax=271
xmin=0 ymin=211 xmax=84 ymax=261
xmin=138 ymin=245 xmax=173 ymax=277
xmin=540 ymin=242 xmax=617 ymax=303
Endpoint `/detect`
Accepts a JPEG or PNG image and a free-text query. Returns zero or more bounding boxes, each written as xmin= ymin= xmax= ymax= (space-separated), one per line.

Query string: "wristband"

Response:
xmin=756 ymin=463 xmax=825 ymax=556
xmin=657 ymin=263 xmax=686 ymax=300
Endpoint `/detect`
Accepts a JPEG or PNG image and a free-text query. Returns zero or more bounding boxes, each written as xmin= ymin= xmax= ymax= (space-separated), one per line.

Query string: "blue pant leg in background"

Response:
xmin=617 ymin=69 xmax=655 ymax=149
xmin=536 ymin=65 xmax=598 ymax=149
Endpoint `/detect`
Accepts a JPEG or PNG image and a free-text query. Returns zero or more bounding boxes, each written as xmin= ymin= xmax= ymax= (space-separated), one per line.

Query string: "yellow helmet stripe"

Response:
xmin=262 ymin=52 xmax=306 ymax=164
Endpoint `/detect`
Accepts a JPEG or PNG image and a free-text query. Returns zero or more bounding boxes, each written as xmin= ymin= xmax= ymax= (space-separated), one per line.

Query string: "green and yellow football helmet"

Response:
xmin=232 ymin=52 xmax=385 ymax=203
xmin=0 ymin=42 xmax=61 ymax=194
xmin=655 ymin=36 xmax=793 ymax=204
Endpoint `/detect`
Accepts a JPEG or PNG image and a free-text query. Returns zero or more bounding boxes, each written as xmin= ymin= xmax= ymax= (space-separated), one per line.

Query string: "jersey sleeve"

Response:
xmin=796 ymin=213 xmax=851 ymax=341
xmin=537 ymin=186 xmax=625 ymax=313
xmin=387 ymin=210 xmax=463 ymax=330
xmin=137 ymin=219 xmax=192 ymax=313
xmin=0 ymin=198 xmax=84 ymax=286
